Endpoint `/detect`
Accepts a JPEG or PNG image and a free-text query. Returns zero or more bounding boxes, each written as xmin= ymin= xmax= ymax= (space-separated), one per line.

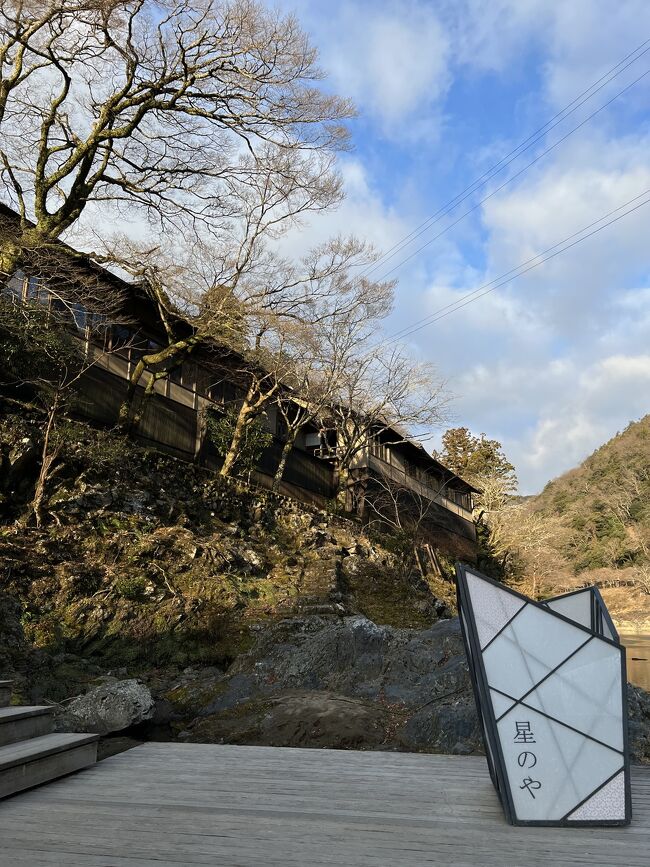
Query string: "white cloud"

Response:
xmin=274 ymin=156 xmax=412 ymax=261
xmin=446 ymin=0 xmax=650 ymax=111
xmin=403 ymin=132 xmax=650 ymax=493
xmin=540 ymin=0 xmax=650 ymax=108
xmin=439 ymin=347 xmax=650 ymax=495
xmin=290 ymin=0 xmax=451 ymax=133
xmin=447 ymin=0 xmax=551 ymax=73
xmin=514 ymin=353 xmax=650 ymax=492
xmin=334 ymin=8 xmax=450 ymax=124
xmin=480 ymin=141 xmax=650 ymax=333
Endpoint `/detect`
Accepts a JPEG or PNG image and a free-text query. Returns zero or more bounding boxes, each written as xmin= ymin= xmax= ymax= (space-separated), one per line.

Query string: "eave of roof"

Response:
xmin=375 ymin=427 xmax=481 ymax=494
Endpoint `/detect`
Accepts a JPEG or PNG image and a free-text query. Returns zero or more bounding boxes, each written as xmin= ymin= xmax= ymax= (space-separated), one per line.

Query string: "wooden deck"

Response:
xmin=0 ymin=743 xmax=648 ymax=866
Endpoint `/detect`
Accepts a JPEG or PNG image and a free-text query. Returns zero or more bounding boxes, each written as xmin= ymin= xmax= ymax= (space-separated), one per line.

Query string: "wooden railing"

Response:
xmin=366 ymin=454 xmax=474 ymax=520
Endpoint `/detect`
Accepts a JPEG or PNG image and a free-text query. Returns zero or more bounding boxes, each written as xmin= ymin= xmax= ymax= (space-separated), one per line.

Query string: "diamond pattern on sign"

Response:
xmin=490 ymin=689 xmax=516 ymax=719
xmin=482 ymin=603 xmax=588 ymax=700
xmin=567 ymin=770 xmax=626 ymax=821
xmin=497 ymin=705 xmax=623 ymax=822
xmin=545 ymin=590 xmax=592 ymax=629
xmin=524 ymin=638 xmax=624 ymax=752
xmin=464 ymin=571 xmax=525 ymax=649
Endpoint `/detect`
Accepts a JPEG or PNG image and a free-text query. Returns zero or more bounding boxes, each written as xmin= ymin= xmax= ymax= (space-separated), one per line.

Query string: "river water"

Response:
xmin=621 ymin=634 xmax=650 ymax=691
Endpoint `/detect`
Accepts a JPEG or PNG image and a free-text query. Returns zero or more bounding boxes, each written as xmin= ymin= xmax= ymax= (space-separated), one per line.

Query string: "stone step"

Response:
xmin=0 ymin=706 xmax=54 ymax=747
xmin=0 ymin=732 xmax=99 ymax=799
xmin=0 ymin=681 xmax=12 ymax=708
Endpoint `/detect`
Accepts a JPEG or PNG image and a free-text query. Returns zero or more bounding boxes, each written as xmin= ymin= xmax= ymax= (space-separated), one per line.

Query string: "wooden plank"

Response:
xmin=0 ymin=707 xmax=53 ymax=747
xmin=0 ymin=707 xmax=51 ymax=722
xmin=0 ymin=744 xmax=647 ymax=866
xmin=0 ymin=742 xmax=98 ymax=800
xmin=0 ymin=733 xmax=98 ymax=770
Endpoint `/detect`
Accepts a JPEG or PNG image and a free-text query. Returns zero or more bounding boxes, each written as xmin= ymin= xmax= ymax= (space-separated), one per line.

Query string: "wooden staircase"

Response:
xmin=0 ymin=680 xmax=99 ymax=799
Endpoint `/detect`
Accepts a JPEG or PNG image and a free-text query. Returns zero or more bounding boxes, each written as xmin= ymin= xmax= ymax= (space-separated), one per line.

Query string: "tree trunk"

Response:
xmin=118 ymin=357 xmax=147 ymax=428
xmin=272 ymin=431 xmax=297 ymax=490
xmin=31 ymin=392 xmax=60 ymax=528
xmin=219 ymin=392 xmax=255 ymax=477
xmin=335 ymin=464 xmax=352 ymax=510
xmin=117 ymin=338 xmax=197 ymax=430
xmin=1 ymin=225 xmax=56 ymax=279
xmin=129 ymin=371 xmax=168 ymax=431
xmin=0 ymin=238 xmax=24 ymax=280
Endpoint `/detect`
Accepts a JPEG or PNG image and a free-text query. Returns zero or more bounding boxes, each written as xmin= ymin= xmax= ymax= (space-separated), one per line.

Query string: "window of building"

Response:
xmin=111 ymin=324 xmax=132 ymax=348
xmin=88 ymin=311 xmax=109 ymax=333
xmin=3 ymin=270 xmax=25 ymax=299
xmin=370 ymin=436 xmax=390 ymax=464
xmin=50 ymin=296 xmax=75 ymax=325
xmin=25 ymin=275 xmax=41 ymax=301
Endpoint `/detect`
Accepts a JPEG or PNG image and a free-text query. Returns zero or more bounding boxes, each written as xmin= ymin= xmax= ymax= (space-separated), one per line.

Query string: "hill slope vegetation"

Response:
xmin=528 ymin=414 xmax=650 ymax=628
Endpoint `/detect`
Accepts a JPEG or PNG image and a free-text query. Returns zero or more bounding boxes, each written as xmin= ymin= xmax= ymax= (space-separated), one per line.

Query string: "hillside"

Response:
xmin=0 ymin=405 xmax=480 ymax=753
xmin=528 ymin=414 xmax=650 ymax=630
xmin=1 ymin=405 xmax=649 ymax=762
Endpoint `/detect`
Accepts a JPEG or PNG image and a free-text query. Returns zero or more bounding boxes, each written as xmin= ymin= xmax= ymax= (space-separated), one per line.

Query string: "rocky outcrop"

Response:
xmin=0 ymin=436 xmax=38 ymax=509
xmin=174 ymin=615 xmax=483 ymax=754
xmin=164 ymin=615 xmax=650 ymax=762
xmin=0 ymin=589 xmax=30 ymax=678
xmin=59 ymin=678 xmax=154 ymax=735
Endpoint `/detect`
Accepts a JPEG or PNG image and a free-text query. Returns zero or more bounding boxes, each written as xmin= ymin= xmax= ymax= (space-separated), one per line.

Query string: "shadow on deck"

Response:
xmin=0 ymin=743 xmax=648 ymax=866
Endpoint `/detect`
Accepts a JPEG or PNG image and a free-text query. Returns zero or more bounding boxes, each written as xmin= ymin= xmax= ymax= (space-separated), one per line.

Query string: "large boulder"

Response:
xmin=182 ymin=690 xmax=389 ymax=750
xmin=202 ymin=615 xmax=474 ymax=712
xmin=178 ymin=615 xmax=482 ymax=754
xmin=60 ymin=678 xmax=154 ymax=735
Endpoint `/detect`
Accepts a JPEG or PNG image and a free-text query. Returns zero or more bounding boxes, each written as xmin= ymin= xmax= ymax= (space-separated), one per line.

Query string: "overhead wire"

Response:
xmin=378 ymin=190 xmax=650 ymax=346
xmin=371 ymin=66 xmax=650 ymax=287
xmin=356 ymin=37 xmax=650 ymax=282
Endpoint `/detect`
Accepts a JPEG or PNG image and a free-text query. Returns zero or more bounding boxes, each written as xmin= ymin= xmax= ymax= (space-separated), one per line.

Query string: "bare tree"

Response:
xmin=215 ymin=237 xmax=396 ymax=480
xmin=107 ymin=231 xmax=395 ymax=474
xmin=362 ymin=462 xmax=453 ymax=579
xmin=0 ymin=270 xmax=130 ymax=525
xmin=94 ymin=144 xmax=367 ymax=427
xmin=489 ymin=506 xmax=563 ymax=596
xmin=322 ymin=345 xmax=448 ymax=501
xmin=269 ymin=242 xmax=394 ymax=488
xmin=0 ymin=0 xmax=353 ymax=274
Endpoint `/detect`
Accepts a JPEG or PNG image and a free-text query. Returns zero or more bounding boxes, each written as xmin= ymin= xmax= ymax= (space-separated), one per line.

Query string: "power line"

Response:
xmin=356 ymin=37 xmax=650 ymax=282
xmin=378 ymin=189 xmax=650 ymax=346
xmin=371 ymin=66 xmax=650 ymax=287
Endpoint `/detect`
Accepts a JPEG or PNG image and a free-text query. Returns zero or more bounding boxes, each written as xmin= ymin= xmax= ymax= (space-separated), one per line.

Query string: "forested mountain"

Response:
xmin=528 ymin=414 xmax=650 ymax=628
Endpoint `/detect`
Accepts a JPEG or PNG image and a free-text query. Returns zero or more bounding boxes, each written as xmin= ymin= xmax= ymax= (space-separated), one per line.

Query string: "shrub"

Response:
xmin=114 ymin=575 xmax=147 ymax=600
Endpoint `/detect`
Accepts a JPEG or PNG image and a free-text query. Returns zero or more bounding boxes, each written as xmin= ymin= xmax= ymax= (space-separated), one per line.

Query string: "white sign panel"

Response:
xmin=456 ymin=565 xmax=631 ymax=826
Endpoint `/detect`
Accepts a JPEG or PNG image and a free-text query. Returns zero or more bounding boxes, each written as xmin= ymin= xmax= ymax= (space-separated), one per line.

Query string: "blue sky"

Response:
xmin=277 ymin=0 xmax=650 ymax=493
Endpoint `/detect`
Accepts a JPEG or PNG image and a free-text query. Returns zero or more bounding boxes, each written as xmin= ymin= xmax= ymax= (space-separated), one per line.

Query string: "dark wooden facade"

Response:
xmin=1 ymin=202 xmax=477 ymax=552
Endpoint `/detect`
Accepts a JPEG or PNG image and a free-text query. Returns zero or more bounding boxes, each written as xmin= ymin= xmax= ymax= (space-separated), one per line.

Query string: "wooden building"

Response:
xmin=0 ymin=203 xmax=478 ymax=557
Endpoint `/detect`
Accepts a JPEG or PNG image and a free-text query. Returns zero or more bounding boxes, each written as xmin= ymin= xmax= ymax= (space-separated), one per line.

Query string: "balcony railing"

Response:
xmin=366 ymin=453 xmax=474 ymax=520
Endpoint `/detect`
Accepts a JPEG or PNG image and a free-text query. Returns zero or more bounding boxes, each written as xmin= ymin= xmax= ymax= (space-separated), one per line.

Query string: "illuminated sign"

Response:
xmin=456 ymin=564 xmax=631 ymax=826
